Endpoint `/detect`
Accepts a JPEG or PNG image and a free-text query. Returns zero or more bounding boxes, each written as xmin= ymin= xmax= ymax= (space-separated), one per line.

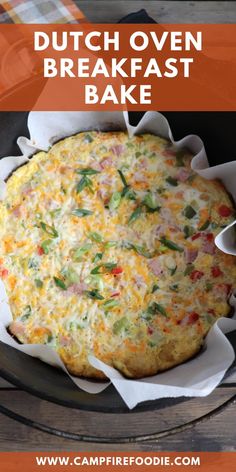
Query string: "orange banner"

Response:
xmin=0 ymin=24 xmax=235 ymax=111
xmin=0 ymin=452 xmax=236 ymax=472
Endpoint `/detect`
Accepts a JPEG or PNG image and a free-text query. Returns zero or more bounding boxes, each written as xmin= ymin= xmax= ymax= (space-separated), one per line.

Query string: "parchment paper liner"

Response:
xmin=0 ymin=110 xmax=235 ymax=409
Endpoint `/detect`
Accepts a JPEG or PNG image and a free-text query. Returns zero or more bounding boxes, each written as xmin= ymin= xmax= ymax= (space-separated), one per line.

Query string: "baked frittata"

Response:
xmin=0 ymin=131 xmax=235 ymax=379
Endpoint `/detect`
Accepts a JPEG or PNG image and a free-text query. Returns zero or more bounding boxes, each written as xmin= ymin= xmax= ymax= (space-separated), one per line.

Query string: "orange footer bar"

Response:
xmin=0 ymin=452 xmax=236 ymax=472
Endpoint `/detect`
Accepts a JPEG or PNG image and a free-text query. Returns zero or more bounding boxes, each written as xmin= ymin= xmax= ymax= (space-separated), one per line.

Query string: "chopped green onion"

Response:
xmin=109 ymin=191 xmax=122 ymax=211
xmin=113 ymin=316 xmax=128 ymax=334
xmin=206 ymin=282 xmax=213 ymax=292
xmin=63 ymin=268 xmax=79 ymax=285
xmin=53 ymin=277 xmax=67 ymax=290
xmin=152 ymin=284 xmax=159 ymax=293
xmin=104 ymin=241 xmax=117 ymax=249
xmin=211 ymin=222 xmax=219 ymax=229
xmin=118 ymin=169 xmax=128 ymax=188
xmin=184 ymin=264 xmax=195 ymax=276
xmin=166 ymin=176 xmax=178 ymax=186
xmin=184 ymin=225 xmax=194 ymax=239
xmin=124 ymin=188 xmax=136 ymax=200
xmin=93 ymin=253 xmax=103 ymax=263
xmin=103 ymin=299 xmax=119 ymax=309
xmin=199 ymin=219 xmax=210 ymax=231
xmin=159 ymin=237 xmax=184 ymax=252
xmin=169 ymin=284 xmax=179 ymax=292
xmin=170 ymin=265 xmax=177 ymax=276
xmin=91 ymin=262 xmax=117 ymax=275
xmin=21 ymin=305 xmax=32 ymax=321
xmin=125 ymin=242 xmax=153 ymax=258
xmin=147 ymin=302 xmax=168 ymax=317
xmin=128 ymin=206 xmax=142 ymax=224
xmin=41 ymin=239 xmax=53 ymax=255
xmin=143 ymin=192 xmax=160 ymax=211
xmin=184 ymin=205 xmax=197 ymax=219
xmin=35 ymin=278 xmax=43 ymax=288
xmin=76 ymin=167 xmax=100 ymax=175
xmin=175 ymin=150 xmax=185 ymax=167
xmin=74 ymin=243 xmax=92 ymax=260
xmin=85 ymin=289 xmax=104 ymax=300
xmin=28 ymin=258 xmax=38 ymax=269
xmin=84 ymin=134 xmax=93 ymax=143
xmin=76 ymin=175 xmax=93 ymax=194
xmin=88 ymin=231 xmax=103 ymax=242
xmin=103 ymin=262 xmax=117 ymax=270
xmin=40 ymin=221 xmax=58 ymax=238
xmin=49 ymin=208 xmax=61 ymax=217
xmin=72 ymin=208 xmax=93 ymax=217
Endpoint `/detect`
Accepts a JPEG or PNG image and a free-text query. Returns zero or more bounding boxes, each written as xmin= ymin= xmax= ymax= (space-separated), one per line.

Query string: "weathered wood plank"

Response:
xmin=0 ymin=388 xmax=235 ymax=450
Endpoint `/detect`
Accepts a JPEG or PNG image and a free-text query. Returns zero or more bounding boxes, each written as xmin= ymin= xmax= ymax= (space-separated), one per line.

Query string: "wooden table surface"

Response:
xmin=1 ymin=0 xmax=236 ymax=452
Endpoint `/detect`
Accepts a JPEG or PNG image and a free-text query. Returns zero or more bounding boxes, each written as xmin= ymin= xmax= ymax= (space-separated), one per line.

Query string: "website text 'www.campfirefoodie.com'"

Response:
xmin=36 ymin=455 xmax=201 ymax=467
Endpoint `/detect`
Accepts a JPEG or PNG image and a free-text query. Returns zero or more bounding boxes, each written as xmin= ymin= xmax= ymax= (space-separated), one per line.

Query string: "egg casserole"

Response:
xmin=0 ymin=131 xmax=235 ymax=379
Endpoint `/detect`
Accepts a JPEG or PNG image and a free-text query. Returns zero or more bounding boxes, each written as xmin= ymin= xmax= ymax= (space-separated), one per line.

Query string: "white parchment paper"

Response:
xmin=0 ymin=110 xmax=236 ymax=409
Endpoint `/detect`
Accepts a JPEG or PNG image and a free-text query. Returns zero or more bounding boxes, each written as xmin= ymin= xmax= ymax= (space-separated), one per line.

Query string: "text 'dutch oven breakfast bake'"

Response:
xmin=0 ymin=131 xmax=235 ymax=379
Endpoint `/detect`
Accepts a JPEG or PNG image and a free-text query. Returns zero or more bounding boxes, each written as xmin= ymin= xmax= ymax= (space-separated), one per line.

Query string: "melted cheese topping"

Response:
xmin=0 ymin=131 xmax=235 ymax=379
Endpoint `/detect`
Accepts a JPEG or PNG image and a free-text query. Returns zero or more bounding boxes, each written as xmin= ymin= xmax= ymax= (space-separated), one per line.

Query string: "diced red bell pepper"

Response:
xmin=191 ymin=232 xmax=201 ymax=241
xmin=207 ymin=308 xmax=215 ymax=316
xmin=111 ymin=267 xmax=123 ymax=275
xmin=187 ymin=312 xmax=199 ymax=324
xmin=218 ymin=205 xmax=232 ymax=217
xmin=190 ymin=270 xmax=204 ymax=282
xmin=111 ymin=291 xmax=120 ymax=297
xmin=206 ymin=233 xmax=214 ymax=242
xmin=211 ymin=266 xmax=223 ymax=277
xmin=147 ymin=326 xmax=154 ymax=335
xmin=37 ymin=246 xmax=44 ymax=256
xmin=0 ymin=268 xmax=8 ymax=278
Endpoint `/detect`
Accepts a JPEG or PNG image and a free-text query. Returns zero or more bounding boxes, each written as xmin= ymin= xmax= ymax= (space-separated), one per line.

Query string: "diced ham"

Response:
xmin=148 ymin=258 xmax=163 ymax=276
xmin=163 ymin=148 xmax=176 ymax=158
xmin=134 ymin=274 xmax=146 ymax=288
xmin=159 ymin=209 xmax=180 ymax=230
xmin=154 ymin=225 xmax=166 ymax=237
xmin=176 ymin=168 xmax=191 ymax=182
xmin=185 ymin=248 xmax=198 ymax=264
xmin=98 ymin=188 xmax=109 ymax=203
xmin=67 ymin=282 xmax=88 ymax=295
xmin=90 ymin=161 xmax=102 ymax=172
xmin=139 ymin=158 xmax=148 ymax=169
xmin=100 ymin=175 xmax=112 ymax=186
xmin=100 ymin=156 xmax=113 ymax=169
xmin=133 ymin=171 xmax=147 ymax=183
xmin=202 ymin=233 xmax=216 ymax=255
xmin=59 ymin=335 xmax=71 ymax=347
xmin=59 ymin=165 xmax=73 ymax=174
xmin=10 ymin=321 xmax=26 ymax=337
xmin=22 ymin=184 xmax=33 ymax=196
xmin=111 ymin=144 xmax=125 ymax=156
xmin=213 ymin=283 xmax=232 ymax=298
xmin=12 ymin=205 xmax=21 ymax=217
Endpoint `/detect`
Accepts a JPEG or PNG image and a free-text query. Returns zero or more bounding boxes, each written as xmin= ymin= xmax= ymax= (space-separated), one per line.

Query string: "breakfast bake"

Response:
xmin=0 ymin=131 xmax=235 ymax=379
